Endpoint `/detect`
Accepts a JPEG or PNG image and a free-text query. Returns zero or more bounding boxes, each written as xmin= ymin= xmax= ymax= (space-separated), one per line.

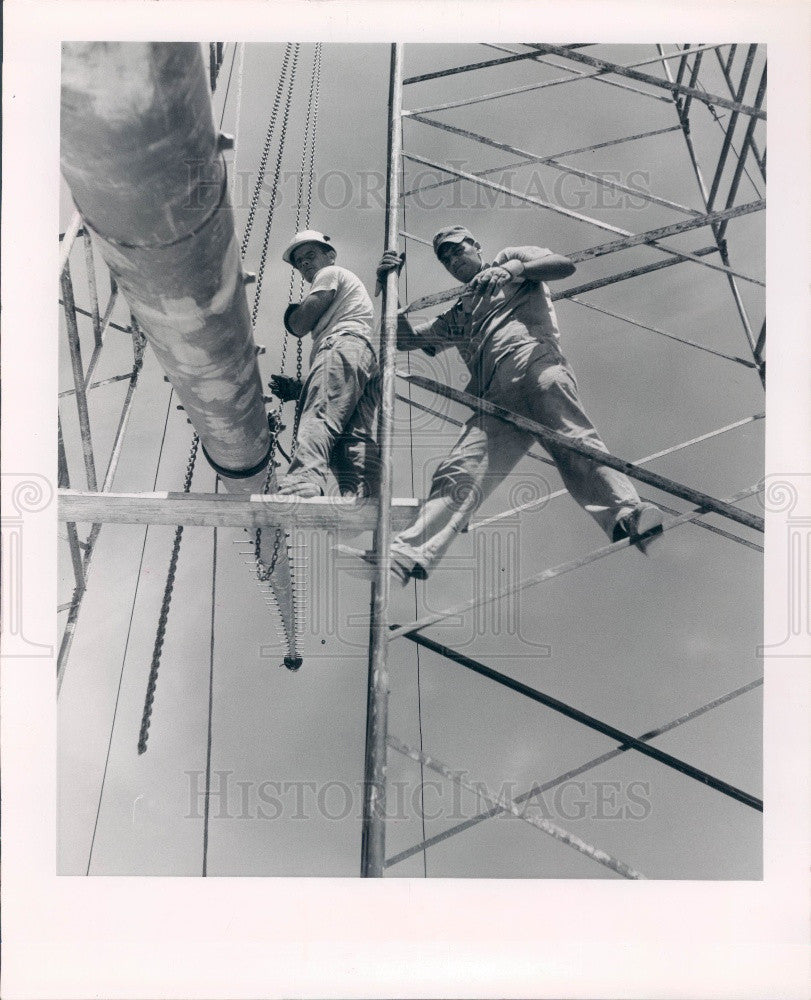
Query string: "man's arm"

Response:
xmin=396 ymin=312 xmax=452 ymax=357
xmin=284 ymin=288 xmax=336 ymax=338
xmin=475 ymin=246 xmax=575 ymax=290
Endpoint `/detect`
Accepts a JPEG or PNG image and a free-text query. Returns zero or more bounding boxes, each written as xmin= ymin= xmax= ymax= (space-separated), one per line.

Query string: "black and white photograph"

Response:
xmin=57 ymin=38 xmax=767 ymax=879
xmin=3 ymin=1 xmax=810 ymax=997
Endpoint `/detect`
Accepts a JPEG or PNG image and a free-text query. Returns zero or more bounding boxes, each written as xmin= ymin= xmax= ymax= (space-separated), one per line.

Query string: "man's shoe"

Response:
xmin=612 ymin=502 xmax=665 ymax=554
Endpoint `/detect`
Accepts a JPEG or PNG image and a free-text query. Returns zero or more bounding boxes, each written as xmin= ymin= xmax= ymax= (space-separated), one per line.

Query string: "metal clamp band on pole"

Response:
xmin=360 ymin=43 xmax=403 ymax=879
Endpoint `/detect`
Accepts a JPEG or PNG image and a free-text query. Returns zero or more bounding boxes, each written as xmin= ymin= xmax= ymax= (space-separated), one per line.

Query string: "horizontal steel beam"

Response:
xmin=400 ymin=632 xmax=763 ymax=812
xmin=386 ymin=675 xmax=763 ymax=868
xmin=406 ymin=44 xmax=723 ymax=116
xmin=523 ymin=43 xmax=766 ymax=120
xmin=403 ymin=152 xmax=765 ymax=288
xmin=389 ymin=483 xmax=762 ymax=641
xmin=59 ymin=489 xmax=420 ymax=531
xmin=404 ymin=49 xmax=562 ymax=85
xmin=399 ymin=373 xmax=764 ymax=532
xmin=400 ymin=125 xmax=682 ymax=200
xmin=404 ymin=195 xmax=763 ymax=313
xmin=409 ymin=114 xmax=702 ymax=217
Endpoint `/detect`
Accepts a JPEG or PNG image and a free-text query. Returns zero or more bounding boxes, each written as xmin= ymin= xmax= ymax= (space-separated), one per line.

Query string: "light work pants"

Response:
xmin=286 ymin=333 xmax=381 ymax=498
xmin=391 ymin=342 xmax=641 ymax=574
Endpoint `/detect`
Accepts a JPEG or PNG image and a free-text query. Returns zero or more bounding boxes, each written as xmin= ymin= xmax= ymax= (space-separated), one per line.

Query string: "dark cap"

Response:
xmin=432 ymin=226 xmax=476 ymax=256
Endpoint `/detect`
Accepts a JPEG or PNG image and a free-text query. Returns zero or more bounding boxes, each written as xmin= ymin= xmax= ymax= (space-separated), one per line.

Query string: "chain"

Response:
xmin=240 ymin=43 xmax=292 ymax=259
xmin=137 ymin=49 xmax=294 ymax=741
xmin=284 ymin=43 xmax=321 ymax=451
xmin=303 ymin=44 xmax=322 ymax=230
xmin=243 ymin=46 xmax=301 ymax=582
xmin=251 ymin=43 xmax=299 ymax=329
xmin=138 ymin=433 xmax=200 ymax=754
xmin=254 ymin=411 xmax=284 ymax=581
xmin=279 ymin=43 xmax=319 ymax=382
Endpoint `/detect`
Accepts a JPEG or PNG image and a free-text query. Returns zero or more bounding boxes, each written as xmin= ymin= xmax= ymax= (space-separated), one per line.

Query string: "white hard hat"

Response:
xmin=282 ymin=230 xmax=336 ymax=265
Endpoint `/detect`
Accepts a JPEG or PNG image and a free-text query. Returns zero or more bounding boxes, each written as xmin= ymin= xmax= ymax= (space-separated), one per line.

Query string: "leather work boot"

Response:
xmin=612 ymin=502 xmax=665 ymax=554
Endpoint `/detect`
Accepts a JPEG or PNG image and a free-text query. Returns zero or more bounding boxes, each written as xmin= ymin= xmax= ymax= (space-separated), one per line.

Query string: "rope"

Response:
xmin=216 ymin=42 xmax=238 ymax=129
xmin=691 ymin=55 xmax=764 ymax=200
xmin=386 ymin=676 xmax=762 ymax=869
xmin=387 ymin=734 xmax=645 ymax=879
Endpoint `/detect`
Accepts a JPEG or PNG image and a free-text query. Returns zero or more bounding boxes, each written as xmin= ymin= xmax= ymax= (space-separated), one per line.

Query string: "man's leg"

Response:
xmin=329 ymin=340 xmax=381 ymax=498
xmin=390 ymin=410 xmax=530 ymax=577
xmin=283 ymin=336 xmax=374 ymax=496
xmin=522 ymin=350 xmax=649 ymax=538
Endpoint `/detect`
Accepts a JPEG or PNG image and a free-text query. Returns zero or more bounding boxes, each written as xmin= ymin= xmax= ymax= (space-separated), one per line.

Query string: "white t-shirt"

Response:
xmin=308 ymin=265 xmax=374 ymax=361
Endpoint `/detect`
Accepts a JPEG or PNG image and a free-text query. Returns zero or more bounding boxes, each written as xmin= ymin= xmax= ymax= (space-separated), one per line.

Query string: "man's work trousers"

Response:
xmin=391 ymin=342 xmax=642 ymax=574
xmin=286 ymin=333 xmax=381 ymax=498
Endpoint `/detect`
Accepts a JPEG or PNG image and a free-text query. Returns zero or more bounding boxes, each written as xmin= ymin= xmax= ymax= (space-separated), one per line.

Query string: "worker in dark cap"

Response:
xmin=372 ymin=226 xmax=663 ymax=582
xmin=270 ymin=230 xmax=380 ymax=498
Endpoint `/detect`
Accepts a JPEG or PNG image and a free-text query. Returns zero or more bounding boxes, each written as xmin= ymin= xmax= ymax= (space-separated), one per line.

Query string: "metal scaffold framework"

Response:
xmin=58 ymin=42 xmax=765 ymax=879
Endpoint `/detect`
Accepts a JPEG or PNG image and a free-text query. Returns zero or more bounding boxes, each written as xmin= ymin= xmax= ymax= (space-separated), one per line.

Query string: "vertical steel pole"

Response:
xmin=58 ymin=414 xmax=86 ymax=593
xmin=82 ymin=230 xmax=103 ymax=348
xmin=706 ymin=45 xmax=757 ymax=210
xmin=714 ymin=46 xmax=766 ymax=181
xmin=360 ymin=43 xmax=403 ymax=878
xmin=61 ymin=265 xmax=98 ymax=492
xmin=716 ymin=64 xmax=767 ymax=243
xmin=657 ymin=44 xmax=762 ymax=371
xmin=57 ymin=341 xmax=145 ymax=692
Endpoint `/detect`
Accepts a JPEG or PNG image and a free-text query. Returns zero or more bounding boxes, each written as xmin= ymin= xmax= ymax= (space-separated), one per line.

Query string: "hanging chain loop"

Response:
xmin=240 ymin=44 xmax=293 ymax=258
xmin=138 ymin=432 xmax=200 ymax=753
xmin=243 ymin=46 xmax=301 ymax=581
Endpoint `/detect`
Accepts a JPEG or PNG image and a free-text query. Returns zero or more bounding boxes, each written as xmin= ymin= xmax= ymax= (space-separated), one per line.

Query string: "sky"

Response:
xmin=57 ymin=42 xmax=766 ymax=879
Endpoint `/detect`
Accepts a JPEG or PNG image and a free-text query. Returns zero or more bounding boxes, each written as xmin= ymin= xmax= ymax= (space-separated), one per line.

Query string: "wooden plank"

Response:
xmin=59 ymin=489 xmax=420 ymax=532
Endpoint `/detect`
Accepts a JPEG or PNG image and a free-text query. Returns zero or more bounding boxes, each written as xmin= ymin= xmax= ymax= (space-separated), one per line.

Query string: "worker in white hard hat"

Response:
xmin=370 ymin=225 xmax=663 ymax=583
xmin=269 ymin=230 xmax=380 ymax=498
